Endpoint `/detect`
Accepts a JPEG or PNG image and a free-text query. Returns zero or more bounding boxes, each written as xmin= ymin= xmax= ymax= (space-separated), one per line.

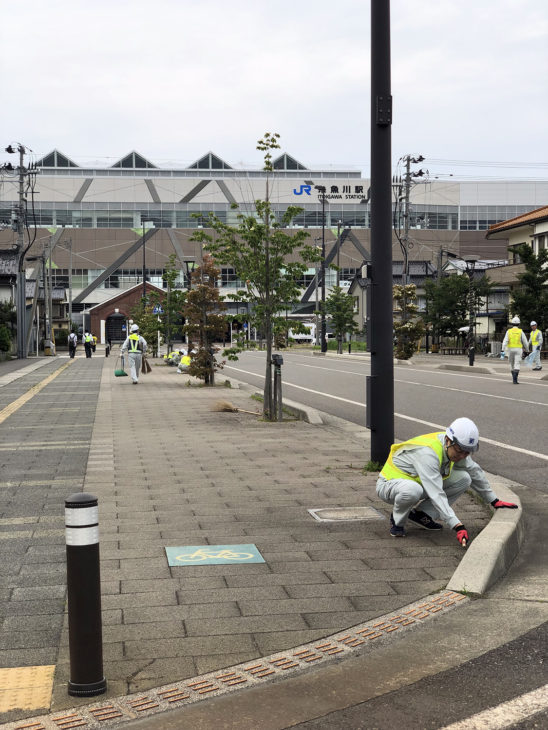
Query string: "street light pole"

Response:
xmin=464 ymin=257 xmax=478 ymax=366
xmin=368 ymin=0 xmax=394 ymax=463
xmin=141 ymin=219 xmax=151 ymax=300
xmin=315 ymin=186 xmax=328 ymax=353
xmin=336 ymin=219 xmax=342 ymax=287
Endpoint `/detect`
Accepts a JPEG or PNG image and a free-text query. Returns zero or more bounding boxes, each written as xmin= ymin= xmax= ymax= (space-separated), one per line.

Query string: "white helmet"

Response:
xmin=530 ymin=321 xmax=537 ymax=326
xmin=446 ymin=417 xmax=479 ymax=453
xmin=130 ymin=324 xmax=139 ymax=332
xmin=511 ymin=316 xmax=520 ymax=324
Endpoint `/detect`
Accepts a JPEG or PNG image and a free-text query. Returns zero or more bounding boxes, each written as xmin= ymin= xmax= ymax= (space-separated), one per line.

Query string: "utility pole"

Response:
xmin=400 ymin=154 xmax=425 ymax=285
xmin=3 ymin=143 xmax=38 ymax=359
xmin=336 ymin=219 xmax=342 ymax=287
xmin=368 ymin=0 xmax=394 ymax=464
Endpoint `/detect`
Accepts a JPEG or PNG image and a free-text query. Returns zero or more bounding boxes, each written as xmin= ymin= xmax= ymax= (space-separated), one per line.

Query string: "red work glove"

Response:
xmin=454 ymin=524 xmax=469 ymax=547
xmin=491 ymin=499 xmax=518 ymax=509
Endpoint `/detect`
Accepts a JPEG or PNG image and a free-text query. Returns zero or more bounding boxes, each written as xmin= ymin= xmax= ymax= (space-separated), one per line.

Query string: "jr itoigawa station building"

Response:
xmin=1 ymin=148 xmax=547 ymax=344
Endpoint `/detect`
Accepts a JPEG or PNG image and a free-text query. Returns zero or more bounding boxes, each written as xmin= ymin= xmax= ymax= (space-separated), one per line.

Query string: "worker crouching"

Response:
xmin=376 ymin=417 xmax=518 ymax=546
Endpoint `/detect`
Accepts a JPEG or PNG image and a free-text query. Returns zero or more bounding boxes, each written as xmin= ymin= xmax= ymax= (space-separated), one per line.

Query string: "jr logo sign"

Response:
xmin=293 ymin=184 xmax=312 ymax=196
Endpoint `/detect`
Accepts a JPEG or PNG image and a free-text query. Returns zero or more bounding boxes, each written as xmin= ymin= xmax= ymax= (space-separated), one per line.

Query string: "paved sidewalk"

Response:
xmin=0 ymin=354 xmax=521 ymax=726
xmin=56 ymin=360 xmax=494 ymax=703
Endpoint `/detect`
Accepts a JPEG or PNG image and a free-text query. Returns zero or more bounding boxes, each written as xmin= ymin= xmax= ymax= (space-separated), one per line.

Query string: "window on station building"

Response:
xmin=272 ymin=154 xmax=307 ymax=171
xmin=36 ymin=150 xmax=79 ymax=168
xmin=111 ymin=152 xmax=157 ymax=169
xmin=188 ymin=153 xmax=232 ymax=170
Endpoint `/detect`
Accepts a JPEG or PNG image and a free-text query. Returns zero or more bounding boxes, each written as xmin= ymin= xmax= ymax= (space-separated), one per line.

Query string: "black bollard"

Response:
xmin=65 ymin=492 xmax=107 ymax=697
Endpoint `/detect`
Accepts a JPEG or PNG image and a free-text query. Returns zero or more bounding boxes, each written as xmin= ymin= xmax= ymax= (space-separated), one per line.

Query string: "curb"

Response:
xmin=447 ymin=483 xmax=525 ymax=595
xmin=437 ymin=363 xmax=497 ymax=374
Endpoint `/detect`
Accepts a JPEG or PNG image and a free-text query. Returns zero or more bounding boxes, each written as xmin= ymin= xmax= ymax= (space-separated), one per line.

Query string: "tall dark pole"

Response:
xmin=321 ymin=192 xmax=327 ymax=353
xmin=368 ymin=0 xmax=394 ymax=463
xmin=142 ymin=223 xmax=147 ymax=300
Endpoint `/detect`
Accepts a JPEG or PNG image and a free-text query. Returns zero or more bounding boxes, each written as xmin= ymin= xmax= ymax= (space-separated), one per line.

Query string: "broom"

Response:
xmin=114 ymin=354 xmax=128 ymax=377
xmin=211 ymin=399 xmax=259 ymax=416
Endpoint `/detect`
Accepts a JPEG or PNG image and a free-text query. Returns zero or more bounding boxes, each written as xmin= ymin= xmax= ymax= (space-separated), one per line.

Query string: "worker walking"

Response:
xmin=83 ymin=331 xmax=93 ymax=358
xmin=121 ymin=324 xmax=147 ymax=384
xmin=528 ymin=321 xmax=543 ymax=371
xmin=502 ymin=316 xmax=529 ymax=384
xmin=376 ymin=417 xmax=518 ymax=545
xmin=68 ymin=331 xmax=78 ymax=359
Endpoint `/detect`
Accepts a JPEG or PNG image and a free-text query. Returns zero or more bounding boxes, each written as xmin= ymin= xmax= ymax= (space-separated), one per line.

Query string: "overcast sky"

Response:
xmin=2 ymin=0 xmax=547 ymax=180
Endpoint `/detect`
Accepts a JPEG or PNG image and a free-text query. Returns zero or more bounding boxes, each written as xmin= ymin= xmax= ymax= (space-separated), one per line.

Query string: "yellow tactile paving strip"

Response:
xmin=0 ymin=666 xmax=55 ymax=713
xmin=2 ymin=591 xmax=468 ymax=730
xmin=0 ymin=361 xmax=73 ymax=426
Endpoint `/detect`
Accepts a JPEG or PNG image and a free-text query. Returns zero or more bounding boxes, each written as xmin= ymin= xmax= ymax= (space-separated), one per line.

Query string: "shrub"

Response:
xmin=0 ymin=324 xmax=12 ymax=352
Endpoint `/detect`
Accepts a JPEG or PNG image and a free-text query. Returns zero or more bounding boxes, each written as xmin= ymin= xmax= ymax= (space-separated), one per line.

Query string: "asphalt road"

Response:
xmin=223 ymin=350 xmax=548 ymax=495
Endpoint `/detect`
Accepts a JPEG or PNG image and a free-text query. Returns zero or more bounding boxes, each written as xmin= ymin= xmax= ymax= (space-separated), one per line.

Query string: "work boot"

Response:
xmin=512 ymin=370 xmax=519 ymax=384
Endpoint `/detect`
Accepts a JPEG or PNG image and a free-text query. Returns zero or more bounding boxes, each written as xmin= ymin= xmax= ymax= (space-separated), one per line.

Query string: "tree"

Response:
xmin=181 ymin=254 xmax=228 ymax=385
xmin=160 ymin=254 xmax=186 ymax=350
xmin=510 ymin=244 xmax=548 ymax=330
xmin=393 ymin=284 xmax=425 ymax=359
xmin=423 ymin=274 xmax=492 ymax=342
xmin=192 ymin=133 xmax=321 ymax=419
xmin=325 ymin=286 xmax=358 ymax=354
xmin=0 ymin=324 xmax=11 ymax=352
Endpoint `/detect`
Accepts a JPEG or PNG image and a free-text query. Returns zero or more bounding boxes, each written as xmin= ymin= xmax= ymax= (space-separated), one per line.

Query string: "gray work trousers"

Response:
xmin=507 ymin=348 xmax=523 ymax=372
xmin=128 ymin=352 xmax=142 ymax=382
xmin=376 ymin=470 xmax=471 ymax=526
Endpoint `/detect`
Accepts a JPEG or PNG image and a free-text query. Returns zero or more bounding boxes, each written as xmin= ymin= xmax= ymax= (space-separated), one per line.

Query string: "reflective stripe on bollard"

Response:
xmin=65 ymin=492 xmax=107 ymax=697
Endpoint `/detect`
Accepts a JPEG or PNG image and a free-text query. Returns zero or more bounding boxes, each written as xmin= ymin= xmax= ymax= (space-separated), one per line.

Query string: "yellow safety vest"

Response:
xmin=507 ymin=327 xmax=523 ymax=348
xmin=380 ymin=431 xmax=454 ymax=483
xmin=531 ymin=329 xmax=540 ymax=347
xmin=129 ymin=333 xmax=142 ymax=352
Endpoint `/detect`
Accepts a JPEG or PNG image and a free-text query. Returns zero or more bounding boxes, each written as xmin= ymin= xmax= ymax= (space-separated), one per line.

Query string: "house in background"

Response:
xmin=485 ymin=205 xmax=548 ymax=296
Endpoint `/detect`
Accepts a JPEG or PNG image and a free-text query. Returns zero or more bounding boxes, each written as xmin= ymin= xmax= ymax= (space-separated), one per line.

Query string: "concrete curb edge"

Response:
xmin=447 ymin=483 xmax=525 ymax=595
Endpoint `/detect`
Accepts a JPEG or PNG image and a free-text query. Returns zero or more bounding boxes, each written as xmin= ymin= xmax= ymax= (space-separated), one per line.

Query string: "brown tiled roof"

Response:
xmin=487 ymin=205 xmax=548 ymax=235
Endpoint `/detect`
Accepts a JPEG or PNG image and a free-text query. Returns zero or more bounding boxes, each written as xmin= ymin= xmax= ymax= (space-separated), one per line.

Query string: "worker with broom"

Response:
xmin=120 ymin=323 xmax=147 ymax=384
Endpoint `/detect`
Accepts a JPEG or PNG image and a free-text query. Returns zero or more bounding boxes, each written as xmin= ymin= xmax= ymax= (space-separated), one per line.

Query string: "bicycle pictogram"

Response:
xmin=174 ymin=548 xmax=255 ymax=563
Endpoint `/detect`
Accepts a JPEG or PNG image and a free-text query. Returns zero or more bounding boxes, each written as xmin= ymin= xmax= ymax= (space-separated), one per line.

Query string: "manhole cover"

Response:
xmin=308 ymin=507 xmax=385 ymax=522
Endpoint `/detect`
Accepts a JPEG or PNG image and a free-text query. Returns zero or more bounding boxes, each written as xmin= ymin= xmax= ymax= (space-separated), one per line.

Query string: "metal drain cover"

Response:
xmin=308 ymin=506 xmax=385 ymax=522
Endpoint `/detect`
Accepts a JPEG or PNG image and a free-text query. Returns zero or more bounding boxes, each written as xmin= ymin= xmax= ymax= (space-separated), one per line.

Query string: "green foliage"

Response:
xmin=0 ymin=324 xmax=11 ymax=352
xmin=423 ymin=274 xmax=493 ymax=341
xmin=191 ymin=132 xmax=321 ymax=418
xmin=0 ymin=302 xmax=16 ymax=329
xmin=510 ymin=244 xmax=548 ymax=330
xmin=362 ymin=460 xmax=383 ymax=473
xmin=393 ymin=284 xmax=426 ymax=359
xmin=56 ymin=329 xmax=68 ymax=346
xmin=325 ymin=285 xmax=358 ymax=354
xmin=182 ymin=255 xmax=228 ymax=385
xmin=160 ymin=254 xmax=186 ymax=346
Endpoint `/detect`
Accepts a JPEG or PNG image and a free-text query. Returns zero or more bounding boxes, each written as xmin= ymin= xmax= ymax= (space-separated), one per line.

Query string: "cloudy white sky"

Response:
xmin=2 ymin=0 xmax=547 ymax=179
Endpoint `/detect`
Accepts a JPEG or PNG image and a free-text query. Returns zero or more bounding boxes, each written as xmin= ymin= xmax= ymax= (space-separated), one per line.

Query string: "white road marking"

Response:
xmin=240 ymin=354 xmax=548 ymax=404
xmin=225 ymin=365 xmax=548 ymax=462
xmin=440 ymin=682 xmax=548 ymax=729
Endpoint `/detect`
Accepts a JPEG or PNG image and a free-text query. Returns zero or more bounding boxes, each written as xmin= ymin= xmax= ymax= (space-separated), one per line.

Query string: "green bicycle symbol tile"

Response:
xmin=165 ymin=544 xmax=265 ymax=566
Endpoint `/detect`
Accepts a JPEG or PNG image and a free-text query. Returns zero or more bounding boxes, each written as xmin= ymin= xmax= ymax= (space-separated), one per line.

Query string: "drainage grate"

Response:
xmin=308 ymin=506 xmax=385 ymax=522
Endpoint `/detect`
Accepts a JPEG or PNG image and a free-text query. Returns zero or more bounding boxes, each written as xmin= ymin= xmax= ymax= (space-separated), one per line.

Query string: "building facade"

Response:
xmin=1 ymin=148 xmax=547 ymax=343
